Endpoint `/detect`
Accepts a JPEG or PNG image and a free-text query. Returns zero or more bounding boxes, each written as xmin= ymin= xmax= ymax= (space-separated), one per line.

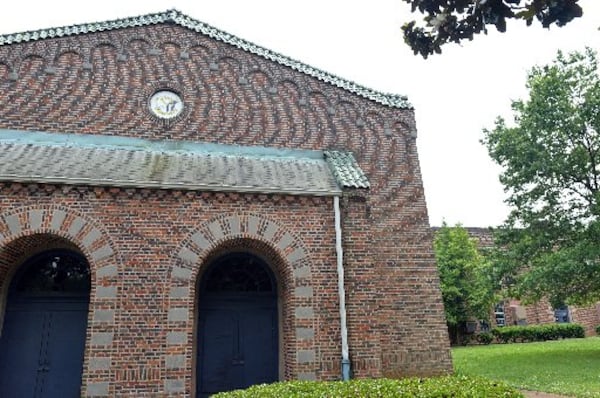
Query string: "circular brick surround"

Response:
xmin=164 ymin=213 xmax=317 ymax=394
xmin=0 ymin=205 xmax=119 ymax=397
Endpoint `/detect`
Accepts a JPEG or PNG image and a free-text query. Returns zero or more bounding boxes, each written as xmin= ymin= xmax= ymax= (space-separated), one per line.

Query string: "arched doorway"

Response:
xmin=0 ymin=249 xmax=90 ymax=397
xmin=197 ymin=252 xmax=278 ymax=397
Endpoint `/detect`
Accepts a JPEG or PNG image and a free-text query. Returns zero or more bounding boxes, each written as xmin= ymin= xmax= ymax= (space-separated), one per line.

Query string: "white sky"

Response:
xmin=1 ymin=1 xmax=599 ymax=227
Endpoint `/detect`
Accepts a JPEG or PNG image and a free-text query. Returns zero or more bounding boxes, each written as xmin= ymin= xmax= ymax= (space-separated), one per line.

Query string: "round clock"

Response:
xmin=149 ymin=90 xmax=184 ymax=119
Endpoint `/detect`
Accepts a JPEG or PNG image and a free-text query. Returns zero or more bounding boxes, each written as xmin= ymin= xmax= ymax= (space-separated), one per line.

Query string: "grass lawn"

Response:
xmin=452 ymin=337 xmax=600 ymax=397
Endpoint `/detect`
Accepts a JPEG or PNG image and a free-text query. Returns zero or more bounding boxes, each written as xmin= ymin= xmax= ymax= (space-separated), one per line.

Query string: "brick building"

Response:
xmin=466 ymin=227 xmax=600 ymax=336
xmin=0 ymin=10 xmax=452 ymax=397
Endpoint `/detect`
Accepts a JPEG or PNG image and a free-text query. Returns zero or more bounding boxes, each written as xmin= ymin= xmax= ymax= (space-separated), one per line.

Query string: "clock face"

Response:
xmin=149 ymin=90 xmax=183 ymax=119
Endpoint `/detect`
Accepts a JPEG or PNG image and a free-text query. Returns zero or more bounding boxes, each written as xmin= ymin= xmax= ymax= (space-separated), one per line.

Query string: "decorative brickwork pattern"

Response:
xmin=0 ymin=25 xmax=417 ymax=159
xmin=0 ymin=10 xmax=411 ymax=110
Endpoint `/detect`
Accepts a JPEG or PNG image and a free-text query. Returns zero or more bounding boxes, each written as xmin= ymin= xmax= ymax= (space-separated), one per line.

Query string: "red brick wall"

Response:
xmin=0 ymin=22 xmax=452 ymax=396
xmin=571 ymin=304 xmax=600 ymax=335
xmin=523 ymin=299 xmax=555 ymax=326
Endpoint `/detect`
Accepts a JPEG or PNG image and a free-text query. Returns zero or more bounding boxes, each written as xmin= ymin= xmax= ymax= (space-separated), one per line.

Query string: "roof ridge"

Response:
xmin=0 ymin=9 xmax=412 ymax=109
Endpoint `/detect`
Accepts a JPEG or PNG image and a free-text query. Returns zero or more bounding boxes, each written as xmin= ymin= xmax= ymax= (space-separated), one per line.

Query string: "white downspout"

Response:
xmin=334 ymin=195 xmax=351 ymax=380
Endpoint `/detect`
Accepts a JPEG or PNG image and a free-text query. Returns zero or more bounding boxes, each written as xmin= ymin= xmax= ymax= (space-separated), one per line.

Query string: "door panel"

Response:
xmin=200 ymin=309 xmax=239 ymax=395
xmin=0 ymin=301 xmax=88 ymax=398
xmin=198 ymin=253 xmax=279 ymax=397
xmin=43 ymin=305 xmax=89 ymax=397
xmin=0 ymin=250 xmax=90 ymax=398
xmin=198 ymin=298 xmax=278 ymax=397
xmin=240 ymin=307 xmax=278 ymax=386
xmin=0 ymin=306 xmax=46 ymax=398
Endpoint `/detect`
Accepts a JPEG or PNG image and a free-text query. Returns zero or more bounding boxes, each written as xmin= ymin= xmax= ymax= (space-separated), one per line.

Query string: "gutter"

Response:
xmin=334 ymin=195 xmax=351 ymax=380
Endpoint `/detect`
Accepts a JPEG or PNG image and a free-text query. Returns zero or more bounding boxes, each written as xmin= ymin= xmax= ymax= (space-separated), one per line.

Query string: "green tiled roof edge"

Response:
xmin=324 ymin=150 xmax=370 ymax=189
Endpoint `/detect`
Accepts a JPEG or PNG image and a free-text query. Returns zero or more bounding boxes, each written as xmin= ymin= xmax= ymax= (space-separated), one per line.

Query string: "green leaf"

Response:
xmin=483 ymin=48 xmax=600 ymax=306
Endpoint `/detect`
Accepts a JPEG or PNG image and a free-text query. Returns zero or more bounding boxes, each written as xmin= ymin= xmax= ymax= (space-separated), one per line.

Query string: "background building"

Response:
xmin=466 ymin=227 xmax=600 ymax=336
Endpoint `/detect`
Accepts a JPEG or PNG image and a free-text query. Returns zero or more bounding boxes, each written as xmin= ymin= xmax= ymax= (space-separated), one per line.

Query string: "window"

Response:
xmin=494 ymin=302 xmax=506 ymax=327
xmin=554 ymin=306 xmax=570 ymax=323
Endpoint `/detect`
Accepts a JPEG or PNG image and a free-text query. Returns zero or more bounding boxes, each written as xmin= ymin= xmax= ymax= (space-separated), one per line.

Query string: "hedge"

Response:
xmin=212 ymin=375 xmax=523 ymax=397
xmin=491 ymin=323 xmax=585 ymax=343
xmin=475 ymin=332 xmax=494 ymax=345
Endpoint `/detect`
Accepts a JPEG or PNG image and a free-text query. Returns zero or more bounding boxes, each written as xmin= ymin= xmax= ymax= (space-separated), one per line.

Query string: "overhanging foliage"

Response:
xmin=402 ymin=0 xmax=583 ymax=58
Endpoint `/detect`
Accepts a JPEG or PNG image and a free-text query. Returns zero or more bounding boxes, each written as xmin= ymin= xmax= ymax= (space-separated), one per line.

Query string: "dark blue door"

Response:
xmin=197 ymin=253 xmax=278 ymax=397
xmin=0 ymin=304 xmax=46 ymax=397
xmin=0 ymin=250 xmax=90 ymax=398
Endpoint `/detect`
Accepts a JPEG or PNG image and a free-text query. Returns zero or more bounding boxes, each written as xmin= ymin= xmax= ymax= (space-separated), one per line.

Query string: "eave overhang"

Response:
xmin=0 ymin=130 xmax=369 ymax=196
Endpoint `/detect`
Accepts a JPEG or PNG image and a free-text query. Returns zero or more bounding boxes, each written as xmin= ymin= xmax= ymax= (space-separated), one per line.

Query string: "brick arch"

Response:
xmin=18 ymin=52 xmax=47 ymax=65
xmin=186 ymin=43 xmax=213 ymax=62
xmin=216 ymin=54 xmax=240 ymax=69
xmin=123 ymin=36 xmax=153 ymax=57
xmin=12 ymin=53 xmax=46 ymax=82
xmin=159 ymin=40 xmax=182 ymax=54
xmin=54 ymin=48 xmax=84 ymax=64
xmin=0 ymin=205 xmax=120 ymax=397
xmin=163 ymin=213 xmax=318 ymax=395
xmin=91 ymin=40 xmax=119 ymax=51
xmin=248 ymin=69 xmax=273 ymax=90
xmin=89 ymin=41 xmax=119 ymax=62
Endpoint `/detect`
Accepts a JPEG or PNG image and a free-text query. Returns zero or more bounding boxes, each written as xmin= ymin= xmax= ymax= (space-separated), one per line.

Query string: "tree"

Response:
xmin=483 ymin=48 xmax=600 ymax=308
xmin=433 ymin=223 xmax=496 ymax=344
xmin=402 ymin=0 xmax=583 ymax=58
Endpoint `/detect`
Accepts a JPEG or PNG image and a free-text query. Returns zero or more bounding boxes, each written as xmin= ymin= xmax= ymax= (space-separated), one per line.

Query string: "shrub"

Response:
xmin=559 ymin=323 xmax=585 ymax=339
xmin=212 ymin=375 xmax=523 ymax=397
xmin=476 ymin=332 xmax=494 ymax=345
xmin=596 ymin=324 xmax=600 ymax=336
xmin=492 ymin=326 xmax=520 ymax=343
xmin=491 ymin=323 xmax=584 ymax=343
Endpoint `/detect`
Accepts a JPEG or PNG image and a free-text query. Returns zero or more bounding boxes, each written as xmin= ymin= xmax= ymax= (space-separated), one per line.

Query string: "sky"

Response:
xmin=1 ymin=1 xmax=599 ymax=227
